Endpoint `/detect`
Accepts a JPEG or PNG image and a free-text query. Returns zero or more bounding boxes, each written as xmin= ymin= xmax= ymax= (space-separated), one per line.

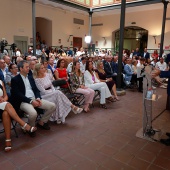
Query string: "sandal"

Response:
xmin=72 ymin=106 xmax=83 ymax=114
xmin=5 ymin=139 xmax=12 ymax=152
xmin=114 ymin=96 xmax=120 ymax=101
xmin=100 ymin=104 xmax=107 ymax=109
xmin=22 ymin=123 xmax=37 ymax=133
xmin=107 ymin=97 xmax=115 ymax=102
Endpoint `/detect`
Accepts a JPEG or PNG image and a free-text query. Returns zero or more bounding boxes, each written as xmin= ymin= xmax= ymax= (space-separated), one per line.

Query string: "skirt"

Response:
xmin=0 ymin=102 xmax=8 ymax=119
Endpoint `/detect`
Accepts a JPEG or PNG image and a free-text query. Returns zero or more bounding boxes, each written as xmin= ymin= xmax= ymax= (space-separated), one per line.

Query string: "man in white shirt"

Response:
xmin=155 ymin=57 xmax=167 ymax=71
xmin=10 ymin=60 xmax=56 ymax=133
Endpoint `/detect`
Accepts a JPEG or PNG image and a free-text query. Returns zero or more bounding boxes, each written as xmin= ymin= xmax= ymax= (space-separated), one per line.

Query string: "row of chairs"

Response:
xmin=0 ymin=84 xmax=101 ymax=138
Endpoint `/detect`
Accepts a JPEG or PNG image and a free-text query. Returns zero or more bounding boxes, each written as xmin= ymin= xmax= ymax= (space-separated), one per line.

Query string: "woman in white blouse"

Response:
xmin=84 ymin=61 xmax=114 ymax=109
xmin=33 ymin=63 xmax=83 ymax=124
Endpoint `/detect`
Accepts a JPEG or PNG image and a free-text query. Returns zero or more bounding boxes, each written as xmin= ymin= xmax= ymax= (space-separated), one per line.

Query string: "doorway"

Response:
xmin=73 ymin=37 xmax=82 ymax=50
xmin=113 ymin=26 xmax=148 ymax=52
xmin=14 ymin=36 xmax=28 ymax=54
xmin=36 ymin=17 xmax=52 ymax=47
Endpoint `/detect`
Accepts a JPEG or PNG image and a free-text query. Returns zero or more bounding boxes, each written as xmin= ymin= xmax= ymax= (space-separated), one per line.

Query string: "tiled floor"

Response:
xmin=0 ymin=88 xmax=170 ymax=170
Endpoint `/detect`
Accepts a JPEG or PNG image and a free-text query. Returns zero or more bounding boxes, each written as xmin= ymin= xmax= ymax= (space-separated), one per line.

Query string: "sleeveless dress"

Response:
xmin=56 ymin=68 xmax=69 ymax=88
xmin=0 ymin=80 xmax=8 ymax=119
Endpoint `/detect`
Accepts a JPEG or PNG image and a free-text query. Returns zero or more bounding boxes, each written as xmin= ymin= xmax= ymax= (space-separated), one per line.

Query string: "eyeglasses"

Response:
xmin=12 ymin=67 xmax=18 ymax=69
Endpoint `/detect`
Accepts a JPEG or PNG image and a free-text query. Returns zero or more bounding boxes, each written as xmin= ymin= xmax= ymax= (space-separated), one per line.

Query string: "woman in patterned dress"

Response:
xmin=33 ymin=63 xmax=83 ymax=124
xmin=70 ymin=61 xmax=95 ymax=112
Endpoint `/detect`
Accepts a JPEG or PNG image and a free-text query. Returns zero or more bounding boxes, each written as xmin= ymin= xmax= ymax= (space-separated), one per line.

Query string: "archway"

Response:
xmin=113 ymin=26 xmax=148 ymax=52
xmin=36 ymin=17 xmax=52 ymax=47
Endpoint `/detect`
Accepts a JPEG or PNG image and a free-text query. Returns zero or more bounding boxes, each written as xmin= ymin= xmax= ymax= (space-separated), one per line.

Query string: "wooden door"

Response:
xmin=73 ymin=37 xmax=82 ymax=50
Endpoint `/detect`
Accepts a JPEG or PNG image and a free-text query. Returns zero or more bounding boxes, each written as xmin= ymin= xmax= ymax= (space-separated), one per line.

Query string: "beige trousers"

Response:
xmin=20 ymin=99 xmax=56 ymax=126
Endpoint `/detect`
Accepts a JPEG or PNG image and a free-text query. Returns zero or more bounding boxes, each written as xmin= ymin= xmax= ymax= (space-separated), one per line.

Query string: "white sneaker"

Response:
xmin=152 ymin=86 xmax=156 ymax=89
xmin=160 ymin=85 xmax=167 ymax=89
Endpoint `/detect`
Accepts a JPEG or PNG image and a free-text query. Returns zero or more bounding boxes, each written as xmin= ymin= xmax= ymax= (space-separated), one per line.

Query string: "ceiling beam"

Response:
xmin=49 ymin=0 xmax=90 ymax=12
xmin=92 ymin=0 xmax=162 ymax=12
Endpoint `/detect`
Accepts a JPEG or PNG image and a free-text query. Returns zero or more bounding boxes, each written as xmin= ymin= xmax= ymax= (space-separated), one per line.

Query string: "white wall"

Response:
xmin=0 ymin=0 xmax=89 ymax=52
xmin=92 ymin=6 xmax=170 ymax=50
xmin=0 ymin=0 xmax=170 ymax=53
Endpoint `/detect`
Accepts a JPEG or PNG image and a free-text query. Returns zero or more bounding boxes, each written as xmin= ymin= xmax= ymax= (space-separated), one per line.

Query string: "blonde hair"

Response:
xmin=96 ymin=60 xmax=103 ymax=69
xmin=33 ymin=63 xmax=43 ymax=78
xmin=96 ymin=60 xmax=105 ymax=73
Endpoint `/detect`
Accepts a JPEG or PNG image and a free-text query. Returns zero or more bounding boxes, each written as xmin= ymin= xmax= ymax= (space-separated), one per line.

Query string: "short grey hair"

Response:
xmin=17 ymin=60 xmax=28 ymax=71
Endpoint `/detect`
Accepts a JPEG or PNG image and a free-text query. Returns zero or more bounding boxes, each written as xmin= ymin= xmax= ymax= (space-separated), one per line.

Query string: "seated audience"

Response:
xmin=28 ymin=60 xmax=36 ymax=76
xmin=3 ymin=55 xmax=11 ymax=71
xmin=124 ymin=58 xmax=137 ymax=86
xmin=104 ymin=55 xmax=117 ymax=80
xmin=70 ymin=61 xmax=95 ymax=112
xmin=131 ymin=59 xmax=138 ymax=85
xmin=152 ymin=50 xmax=159 ymax=62
xmin=47 ymin=58 xmax=56 ymax=75
xmin=33 ymin=63 xmax=83 ymax=123
xmin=0 ymin=80 xmax=37 ymax=151
xmin=5 ymin=64 xmax=18 ymax=96
xmin=80 ymin=56 xmax=87 ymax=73
xmin=10 ymin=60 xmax=56 ymax=133
xmin=24 ymin=47 xmax=33 ymax=57
xmin=42 ymin=60 xmax=54 ymax=82
xmin=0 ymin=59 xmax=8 ymax=83
xmin=54 ymin=59 xmax=69 ymax=88
xmin=84 ymin=61 xmax=114 ymax=109
xmin=96 ymin=61 xmax=119 ymax=101
xmin=155 ymin=57 xmax=167 ymax=71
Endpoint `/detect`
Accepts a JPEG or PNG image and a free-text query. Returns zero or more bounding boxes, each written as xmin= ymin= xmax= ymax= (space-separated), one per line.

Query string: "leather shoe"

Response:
xmin=37 ymin=123 xmax=50 ymax=130
xmin=166 ymin=132 xmax=170 ymax=137
xmin=160 ymin=138 xmax=170 ymax=146
xmin=28 ymin=131 xmax=36 ymax=137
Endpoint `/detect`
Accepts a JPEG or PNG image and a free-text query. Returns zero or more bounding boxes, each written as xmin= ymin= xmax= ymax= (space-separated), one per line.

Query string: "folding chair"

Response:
xmin=92 ymin=90 xmax=100 ymax=107
xmin=60 ymin=83 xmax=85 ymax=107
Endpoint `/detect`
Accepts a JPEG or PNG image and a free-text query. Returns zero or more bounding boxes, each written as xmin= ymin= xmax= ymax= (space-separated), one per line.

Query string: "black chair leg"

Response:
xmin=11 ymin=120 xmax=18 ymax=138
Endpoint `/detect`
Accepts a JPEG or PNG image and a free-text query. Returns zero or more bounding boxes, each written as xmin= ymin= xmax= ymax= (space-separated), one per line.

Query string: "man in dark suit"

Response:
xmin=103 ymin=56 xmax=116 ymax=78
xmin=10 ymin=60 xmax=56 ymax=131
xmin=142 ymin=48 xmax=150 ymax=62
xmin=47 ymin=58 xmax=56 ymax=75
xmin=28 ymin=60 xmax=36 ymax=77
xmin=133 ymin=47 xmax=141 ymax=57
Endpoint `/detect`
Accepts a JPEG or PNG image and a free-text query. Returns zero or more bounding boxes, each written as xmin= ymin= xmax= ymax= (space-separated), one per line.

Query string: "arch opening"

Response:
xmin=113 ymin=26 xmax=148 ymax=52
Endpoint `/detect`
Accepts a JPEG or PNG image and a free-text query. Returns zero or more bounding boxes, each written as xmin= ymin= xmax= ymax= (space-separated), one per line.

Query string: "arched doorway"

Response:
xmin=113 ymin=26 xmax=148 ymax=52
xmin=36 ymin=17 xmax=52 ymax=46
